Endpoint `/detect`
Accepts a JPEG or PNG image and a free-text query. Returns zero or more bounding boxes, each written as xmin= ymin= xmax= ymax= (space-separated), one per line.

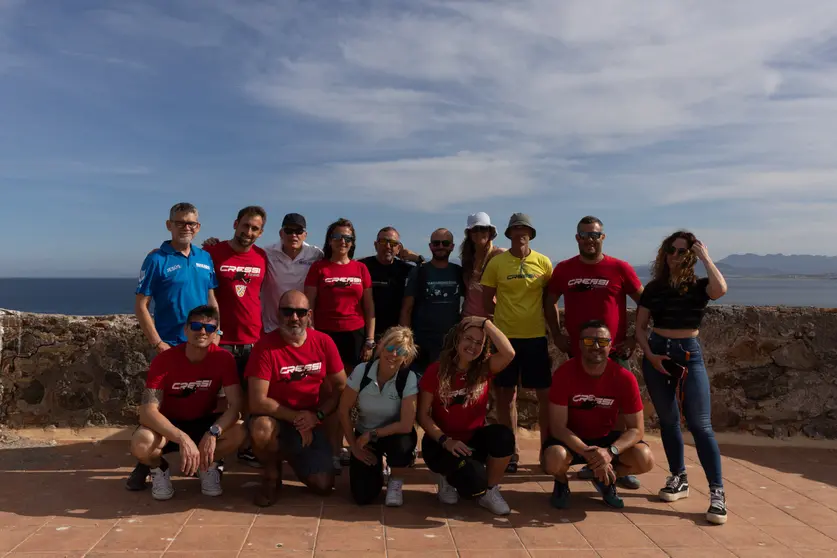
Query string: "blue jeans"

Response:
xmin=642 ymin=332 xmax=723 ymax=489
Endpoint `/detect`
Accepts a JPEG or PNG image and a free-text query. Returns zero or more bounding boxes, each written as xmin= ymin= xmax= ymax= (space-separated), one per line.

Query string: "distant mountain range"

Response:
xmin=634 ymin=254 xmax=837 ymax=278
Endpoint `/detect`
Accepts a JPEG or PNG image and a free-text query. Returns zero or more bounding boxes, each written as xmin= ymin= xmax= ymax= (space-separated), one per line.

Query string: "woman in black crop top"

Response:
xmin=635 ymin=230 xmax=729 ymax=526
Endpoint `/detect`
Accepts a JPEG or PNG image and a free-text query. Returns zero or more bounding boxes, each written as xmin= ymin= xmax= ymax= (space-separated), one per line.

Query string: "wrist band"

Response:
xmin=438 ymin=434 xmax=449 ymax=445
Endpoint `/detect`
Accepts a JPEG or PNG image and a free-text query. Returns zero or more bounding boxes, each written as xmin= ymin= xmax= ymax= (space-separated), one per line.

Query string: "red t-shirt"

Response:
xmin=244 ymin=329 xmax=343 ymax=411
xmin=304 ymin=259 xmax=371 ymax=331
xmin=548 ymin=255 xmax=642 ymax=350
xmin=204 ymin=242 xmax=267 ymax=345
xmin=548 ymin=358 xmax=643 ymax=440
xmin=419 ymin=361 xmax=490 ymax=443
xmin=145 ymin=344 xmax=239 ymax=422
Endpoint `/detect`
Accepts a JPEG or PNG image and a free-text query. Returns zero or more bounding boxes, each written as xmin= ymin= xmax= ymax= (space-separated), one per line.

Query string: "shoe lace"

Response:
xmin=151 ymin=468 xmax=169 ymax=489
xmin=202 ymin=467 xmax=221 ymax=486
xmin=709 ymin=488 xmax=726 ymax=511
xmin=388 ymin=478 xmax=403 ymax=491
xmin=664 ymin=475 xmax=681 ymax=490
xmin=485 ymin=486 xmax=503 ymax=502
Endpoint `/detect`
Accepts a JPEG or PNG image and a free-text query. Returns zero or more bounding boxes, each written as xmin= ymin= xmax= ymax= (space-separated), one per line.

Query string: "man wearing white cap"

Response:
xmin=460 ymin=212 xmax=505 ymax=319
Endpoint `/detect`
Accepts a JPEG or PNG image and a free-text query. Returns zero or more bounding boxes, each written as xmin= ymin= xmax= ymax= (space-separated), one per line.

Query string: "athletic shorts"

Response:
xmin=141 ymin=413 xmax=222 ymax=455
xmin=493 ymin=336 xmax=552 ymax=389
xmin=320 ymin=328 xmax=364 ymax=368
xmin=248 ymin=415 xmax=333 ymax=477
xmin=542 ymin=431 xmax=648 ymax=466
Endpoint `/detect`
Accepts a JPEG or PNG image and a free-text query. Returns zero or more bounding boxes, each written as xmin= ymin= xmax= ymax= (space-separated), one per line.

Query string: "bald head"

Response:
xmin=279 ymin=289 xmax=309 ymax=309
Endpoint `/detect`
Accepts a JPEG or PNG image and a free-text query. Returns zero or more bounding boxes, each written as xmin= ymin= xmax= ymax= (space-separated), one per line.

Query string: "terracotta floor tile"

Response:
xmin=384 ymin=525 xmax=455 ymax=551
xmin=528 ymin=551 xmax=598 ymax=558
xmin=732 ymin=503 xmax=805 ymax=526
xmin=386 ymin=551 xmax=457 ymax=558
xmin=319 ymin=504 xmax=383 ymax=527
xmin=728 ymin=548 xmax=799 ymax=558
xmin=14 ymin=525 xmax=112 ymax=552
xmin=515 ymin=523 xmax=591 ymax=549
xmin=597 ymin=550 xmax=669 ymax=558
xmin=241 ymin=525 xmax=317 ymax=552
xmin=91 ymin=524 xmax=180 ymax=552
xmin=449 ymin=525 xmax=524 ymax=550
xmin=575 ymin=523 xmax=656 ymax=549
xmin=782 ymin=502 xmax=837 ymax=526
xmin=456 ymin=551 xmax=530 ymax=558
xmin=87 ymin=553 xmax=162 ymax=558
xmin=382 ymin=503 xmax=447 ymax=526
xmin=314 ymin=525 xmax=384 ymax=552
xmin=0 ymin=525 xmax=41 ymax=552
xmin=699 ymin=524 xmax=782 ymax=549
xmin=313 ymin=552 xmax=385 ymax=558
xmin=166 ymin=525 xmax=249 ymax=552
xmin=0 ymin=512 xmax=48 ymax=527
xmin=252 ymin=505 xmax=321 ymax=528
xmin=761 ymin=525 xmax=837 ymax=549
xmin=164 ymin=552 xmax=238 ymax=558
xmin=444 ymin=504 xmax=513 ymax=527
xmin=639 ymin=524 xmax=722 ymax=548
xmin=239 ymin=551 xmax=315 ymax=558
xmin=662 ymin=548 xmax=737 ymax=558
xmin=6 ymin=553 xmax=86 ymax=558
xmin=118 ymin=509 xmax=195 ymax=526
xmin=187 ymin=504 xmax=259 ymax=526
xmin=795 ymin=550 xmax=837 ymax=557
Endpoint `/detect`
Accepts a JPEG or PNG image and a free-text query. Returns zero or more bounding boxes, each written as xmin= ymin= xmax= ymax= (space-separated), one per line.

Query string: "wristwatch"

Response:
xmin=364 ymin=339 xmax=376 ymax=349
xmin=369 ymin=429 xmax=379 ymax=443
xmin=208 ymin=424 xmax=222 ymax=438
xmin=316 ymin=410 xmax=326 ymax=422
xmin=608 ymin=445 xmax=619 ymax=457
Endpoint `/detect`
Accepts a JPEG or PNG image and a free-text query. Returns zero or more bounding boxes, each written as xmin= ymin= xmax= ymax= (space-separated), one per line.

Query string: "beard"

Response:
xmin=279 ymin=320 xmax=307 ymax=339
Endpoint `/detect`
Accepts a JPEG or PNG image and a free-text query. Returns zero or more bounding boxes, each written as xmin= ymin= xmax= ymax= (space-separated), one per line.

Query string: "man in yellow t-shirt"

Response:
xmin=481 ymin=213 xmax=558 ymax=471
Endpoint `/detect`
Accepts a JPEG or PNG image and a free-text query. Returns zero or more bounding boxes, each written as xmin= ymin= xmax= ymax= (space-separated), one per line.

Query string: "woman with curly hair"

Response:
xmin=635 ymin=230 xmax=728 ymax=525
xmin=417 ymin=316 xmax=517 ymax=515
xmin=460 ymin=212 xmax=505 ymax=318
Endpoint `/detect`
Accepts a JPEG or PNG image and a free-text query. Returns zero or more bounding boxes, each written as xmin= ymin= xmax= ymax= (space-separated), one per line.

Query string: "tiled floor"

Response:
xmin=1 ymin=435 xmax=837 ymax=557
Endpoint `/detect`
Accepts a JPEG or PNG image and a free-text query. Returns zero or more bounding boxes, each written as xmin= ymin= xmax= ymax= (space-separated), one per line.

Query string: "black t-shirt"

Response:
xmin=638 ymin=277 xmax=711 ymax=329
xmin=360 ymin=256 xmax=414 ymax=337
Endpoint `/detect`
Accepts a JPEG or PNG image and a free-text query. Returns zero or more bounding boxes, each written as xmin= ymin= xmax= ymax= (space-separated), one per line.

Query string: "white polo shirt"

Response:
xmin=261 ymin=242 xmax=324 ymax=333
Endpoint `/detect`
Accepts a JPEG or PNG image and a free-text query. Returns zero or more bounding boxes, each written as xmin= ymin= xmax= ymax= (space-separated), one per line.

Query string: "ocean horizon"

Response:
xmin=1 ymin=276 xmax=835 ymax=316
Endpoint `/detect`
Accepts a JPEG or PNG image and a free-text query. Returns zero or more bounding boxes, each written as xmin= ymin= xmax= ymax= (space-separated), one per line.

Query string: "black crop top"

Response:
xmin=638 ymin=277 xmax=711 ymax=329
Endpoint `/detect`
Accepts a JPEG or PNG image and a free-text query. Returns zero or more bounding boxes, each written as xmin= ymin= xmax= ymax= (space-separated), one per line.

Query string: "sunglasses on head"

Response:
xmin=431 ymin=240 xmax=452 ymax=247
xmin=581 ymin=336 xmax=611 ymax=348
xmin=578 ymin=231 xmax=604 ymax=240
xmin=283 ymin=227 xmax=304 ymax=236
xmin=331 ymin=232 xmax=354 ymax=243
xmin=377 ymin=238 xmax=400 ymax=247
xmin=189 ymin=321 xmax=217 ymax=333
xmin=385 ymin=344 xmax=408 ymax=357
xmin=280 ymin=307 xmax=309 ymax=318
xmin=665 ymin=246 xmax=689 ymax=255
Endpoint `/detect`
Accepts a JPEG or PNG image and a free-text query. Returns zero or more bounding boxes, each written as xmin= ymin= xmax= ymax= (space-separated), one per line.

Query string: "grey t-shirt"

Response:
xmin=405 ymin=263 xmax=464 ymax=340
xmin=346 ymin=360 xmax=419 ymax=433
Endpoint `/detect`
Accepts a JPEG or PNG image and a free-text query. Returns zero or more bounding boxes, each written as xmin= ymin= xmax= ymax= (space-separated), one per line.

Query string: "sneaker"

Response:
xmin=505 ymin=454 xmax=519 ymax=474
xmin=577 ymin=465 xmax=595 ymax=480
xmin=385 ymin=477 xmax=404 ymax=507
xmin=707 ymin=487 xmax=727 ymax=525
xmin=332 ymin=455 xmax=342 ymax=475
xmin=126 ymin=462 xmax=150 ymax=490
xmin=592 ymin=479 xmax=624 ymax=509
xmin=237 ymin=448 xmax=262 ymax=468
xmin=659 ymin=473 xmax=690 ymax=502
xmin=199 ymin=463 xmax=223 ymax=497
xmin=550 ymin=480 xmax=571 ymax=509
xmin=150 ymin=460 xmax=174 ymax=501
xmin=478 ymin=485 xmax=511 ymax=515
xmin=616 ymin=475 xmax=641 ymax=490
xmin=437 ymin=475 xmax=459 ymax=504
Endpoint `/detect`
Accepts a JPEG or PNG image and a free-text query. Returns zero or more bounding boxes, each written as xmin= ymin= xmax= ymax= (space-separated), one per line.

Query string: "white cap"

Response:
xmin=465 ymin=212 xmax=497 ymax=238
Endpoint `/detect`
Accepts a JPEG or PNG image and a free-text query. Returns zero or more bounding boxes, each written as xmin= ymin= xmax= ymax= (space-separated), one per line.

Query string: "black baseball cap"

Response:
xmin=281 ymin=213 xmax=306 ymax=230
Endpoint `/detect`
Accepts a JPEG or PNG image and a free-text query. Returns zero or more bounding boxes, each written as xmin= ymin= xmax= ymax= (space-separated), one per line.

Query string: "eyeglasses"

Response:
xmin=665 ymin=246 xmax=689 ymax=255
xmin=280 ymin=307 xmax=309 ymax=318
xmin=431 ymin=240 xmax=452 ymax=247
xmin=376 ymin=239 xmax=400 ymax=247
xmin=581 ymin=336 xmax=611 ymax=348
xmin=283 ymin=227 xmax=304 ymax=236
xmin=578 ymin=231 xmax=603 ymax=240
xmin=189 ymin=321 xmax=217 ymax=333
xmin=385 ymin=345 xmax=408 ymax=357
xmin=173 ymin=220 xmax=200 ymax=229
xmin=331 ymin=233 xmax=354 ymax=243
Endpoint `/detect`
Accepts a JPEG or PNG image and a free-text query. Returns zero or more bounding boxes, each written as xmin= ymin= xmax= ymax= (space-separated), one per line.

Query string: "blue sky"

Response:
xmin=3 ymin=0 xmax=837 ymax=277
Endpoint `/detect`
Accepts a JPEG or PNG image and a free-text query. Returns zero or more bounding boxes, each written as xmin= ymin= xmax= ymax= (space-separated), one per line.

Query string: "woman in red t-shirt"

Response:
xmin=417 ymin=316 xmax=516 ymax=515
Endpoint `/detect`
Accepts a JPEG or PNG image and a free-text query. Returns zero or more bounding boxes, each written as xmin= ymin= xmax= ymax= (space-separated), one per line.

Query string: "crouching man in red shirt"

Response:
xmin=542 ymin=319 xmax=655 ymax=510
xmin=245 ymin=289 xmax=347 ymax=506
xmin=130 ymin=305 xmax=247 ymax=501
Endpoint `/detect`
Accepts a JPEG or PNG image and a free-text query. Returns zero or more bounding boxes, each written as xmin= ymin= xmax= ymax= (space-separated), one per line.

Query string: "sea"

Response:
xmin=0 ymin=276 xmax=836 ymax=315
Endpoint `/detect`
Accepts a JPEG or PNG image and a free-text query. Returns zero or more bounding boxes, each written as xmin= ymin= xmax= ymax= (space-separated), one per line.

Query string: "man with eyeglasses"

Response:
xmin=245 ymin=290 xmax=348 ymax=506
xmin=542 ymin=320 xmax=654 ymax=510
xmin=545 ymin=215 xmax=644 ymax=489
xmin=129 ymin=305 xmax=247 ymax=501
xmin=400 ymin=228 xmax=466 ymax=376
xmin=359 ymin=226 xmax=424 ymax=340
xmin=262 ymin=213 xmax=324 ymax=334
xmin=129 ymin=202 xmax=219 ymax=490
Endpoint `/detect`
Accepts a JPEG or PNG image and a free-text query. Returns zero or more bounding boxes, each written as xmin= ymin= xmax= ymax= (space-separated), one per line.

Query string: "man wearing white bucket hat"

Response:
xmin=460 ymin=212 xmax=505 ymax=319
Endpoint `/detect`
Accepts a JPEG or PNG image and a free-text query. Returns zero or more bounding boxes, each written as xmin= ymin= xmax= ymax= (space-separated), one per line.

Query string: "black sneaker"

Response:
xmin=550 ymin=480 xmax=571 ymax=509
xmin=707 ymin=487 xmax=727 ymax=525
xmin=126 ymin=462 xmax=150 ymax=491
xmin=592 ymin=479 xmax=624 ymax=509
xmin=659 ymin=473 xmax=689 ymax=502
xmin=238 ymin=448 xmax=262 ymax=468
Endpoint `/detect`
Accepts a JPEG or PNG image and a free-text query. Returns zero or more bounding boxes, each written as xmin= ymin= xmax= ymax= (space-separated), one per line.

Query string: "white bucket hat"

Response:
xmin=465 ymin=212 xmax=498 ymax=240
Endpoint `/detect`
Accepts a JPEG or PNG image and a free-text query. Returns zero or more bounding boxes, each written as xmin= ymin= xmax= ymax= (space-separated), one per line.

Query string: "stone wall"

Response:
xmin=2 ymin=307 xmax=837 ymax=439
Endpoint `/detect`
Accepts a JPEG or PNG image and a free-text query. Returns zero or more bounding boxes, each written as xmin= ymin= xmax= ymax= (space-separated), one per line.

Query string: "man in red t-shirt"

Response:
xmin=130 ymin=305 xmax=247 ymax=501
xmin=203 ymin=206 xmax=268 ymax=466
xmin=245 ymin=290 xmax=347 ymax=507
xmin=542 ymin=320 xmax=655 ymax=510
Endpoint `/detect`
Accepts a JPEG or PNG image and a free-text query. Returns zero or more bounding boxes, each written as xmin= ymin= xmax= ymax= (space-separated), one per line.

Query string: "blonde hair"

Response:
xmin=437 ymin=316 xmax=492 ymax=408
xmin=375 ymin=326 xmax=419 ymax=366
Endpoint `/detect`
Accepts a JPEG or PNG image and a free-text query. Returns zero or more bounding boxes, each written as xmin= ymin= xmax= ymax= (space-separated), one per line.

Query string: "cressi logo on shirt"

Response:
xmin=170 ymin=378 xmax=214 ymax=397
xmin=279 ymin=362 xmax=323 ymax=382
xmin=324 ymin=276 xmax=362 ymax=286
xmin=220 ymin=265 xmax=262 ymax=276
xmin=505 ymin=272 xmax=539 ymax=280
xmin=572 ymin=394 xmax=616 ymax=409
xmin=568 ymin=277 xmax=610 ymax=291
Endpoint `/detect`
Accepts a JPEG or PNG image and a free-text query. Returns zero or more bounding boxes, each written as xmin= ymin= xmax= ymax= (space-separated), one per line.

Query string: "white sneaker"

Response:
xmin=438 ymin=474 xmax=459 ymax=504
xmin=385 ymin=477 xmax=404 ymax=507
xmin=199 ymin=463 xmax=223 ymax=497
xmin=150 ymin=466 xmax=174 ymax=500
xmin=478 ymin=485 xmax=510 ymax=515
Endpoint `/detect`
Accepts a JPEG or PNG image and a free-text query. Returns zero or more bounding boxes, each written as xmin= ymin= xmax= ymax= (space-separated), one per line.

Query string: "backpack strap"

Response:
xmin=358 ymin=358 xmax=377 ymax=394
xmin=395 ymin=367 xmax=411 ymax=399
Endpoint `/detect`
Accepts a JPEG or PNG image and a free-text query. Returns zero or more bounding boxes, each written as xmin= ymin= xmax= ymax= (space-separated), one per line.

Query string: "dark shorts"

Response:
xmin=146 ymin=413 xmax=221 ymax=455
xmin=320 ymin=328 xmax=364 ymax=368
xmin=542 ymin=431 xmax=648 ymax=466
xmin=220 ymin=343 xmax=253 ymax=384
xmin=248 ymin=415 xmax=333 ymax=478
xmin=493 ymin=336 xmax=552 ymax=389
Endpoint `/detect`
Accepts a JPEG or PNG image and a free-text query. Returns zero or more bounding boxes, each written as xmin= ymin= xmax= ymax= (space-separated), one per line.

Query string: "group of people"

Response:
xmin=127 ymin=202 xmax=729 ymax=525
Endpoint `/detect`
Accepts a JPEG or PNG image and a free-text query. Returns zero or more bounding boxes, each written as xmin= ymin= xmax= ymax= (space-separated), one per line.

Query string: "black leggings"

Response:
xmin=350 ymin=429 xmax=418 ymax=505
xmin=421 ymin=424 xmax=515 ymax=499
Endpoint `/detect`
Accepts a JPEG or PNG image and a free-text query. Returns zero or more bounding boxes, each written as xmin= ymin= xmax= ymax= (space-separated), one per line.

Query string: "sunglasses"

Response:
xmin=331 ymin=233 xmax=354 ymax=243
xmin=283 ymin=227 xmax=304 ymax=236
xmin=578 ymin=231 xmax=603 ymax=240
xmin=376 ymin=238 xmax=400 ymax=247
xmin=581 ymin=336 xmax=611 ymax=348
xmin=280 ymin=307 xmax=309 ymax=318
xmin=189 ymin=321 xmax=217 ymax=333
xmin=385 ymin=344 xmax=408 ymax=357
xmin=665 ymin=246 xmax=689 ymax=255
xmin=431 ymin=240 xmax=452 ymax=247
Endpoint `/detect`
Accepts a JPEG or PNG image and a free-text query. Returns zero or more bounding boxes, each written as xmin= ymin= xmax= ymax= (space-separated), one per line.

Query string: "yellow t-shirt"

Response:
xmin=480 ymin=249 xmax=553 ymax=339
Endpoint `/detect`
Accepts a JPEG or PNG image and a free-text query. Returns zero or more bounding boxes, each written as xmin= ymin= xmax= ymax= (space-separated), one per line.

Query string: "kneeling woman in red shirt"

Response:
xmin=418 ymin=316 xmax=517 ymax=515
